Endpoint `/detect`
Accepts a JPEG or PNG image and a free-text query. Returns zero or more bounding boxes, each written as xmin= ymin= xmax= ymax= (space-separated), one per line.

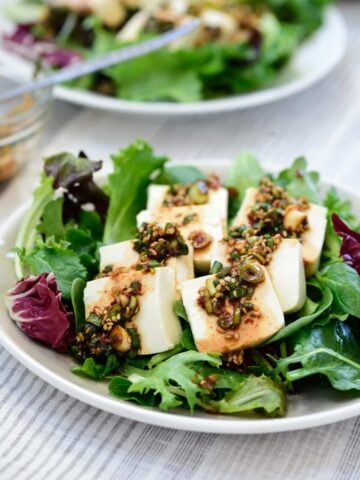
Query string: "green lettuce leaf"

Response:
xmin=210 ymin=375 xmax=285 ymax=416
xmin=103 ymin=140 xmax=167 ymax=244
xmin=226 ymin=152 xmax=265 ymax=218
xmin=274 ymin=157 xmax=321 ymax=204
xmin=17 ymin=240 xmax=87 ymax=300
xmin=110 ymin=351 xmax=221 ymax=411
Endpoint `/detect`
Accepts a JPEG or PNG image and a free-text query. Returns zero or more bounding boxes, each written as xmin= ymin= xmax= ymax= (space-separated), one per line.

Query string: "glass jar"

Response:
xmin=0 ymin=80 xmax=51 ymax=183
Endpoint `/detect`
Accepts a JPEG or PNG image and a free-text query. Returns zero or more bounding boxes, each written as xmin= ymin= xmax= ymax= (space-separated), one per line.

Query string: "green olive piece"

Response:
xmin=239 ymin=261 xmax=265 ymax=284
xmin=188 ymin=181 xmax=209 ymax=204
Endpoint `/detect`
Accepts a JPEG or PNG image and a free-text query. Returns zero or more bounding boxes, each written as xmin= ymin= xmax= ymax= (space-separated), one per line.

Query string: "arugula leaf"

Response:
xmin=106 ymin=49 xmax=202 ymax=102
xmin=71 ymin=278 xmax=86 ymax=333
xmin=226 ymin=152 xmax=265 ymax=218
xmin=210 ymin=375 xmax=285 ymax=416
xmin=275 ymin=321 xmax=360 ymax=390
xmin=72 ymin=354 xmax=120 ymax=380
xmin=316 ymin=263 xmax=360 ymax=318
xmin=18 ymin=241 xmax=87 ymax=299
xmin=274 ymin=157 xmax=321 ymax=204
xmin=103 ymin=140 xmax=167 ymax=244
xmin=112 ymin=351 xmax=221 ymax=411
xmin=266 ymin=279 xmax=333 ymax=344
xmin=154 ymin=165 xmax=206 ymax=185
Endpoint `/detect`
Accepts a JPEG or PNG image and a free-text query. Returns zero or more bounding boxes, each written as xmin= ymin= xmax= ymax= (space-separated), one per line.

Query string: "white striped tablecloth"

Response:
xmin=0 ymin=2 xmax=360 ymax=479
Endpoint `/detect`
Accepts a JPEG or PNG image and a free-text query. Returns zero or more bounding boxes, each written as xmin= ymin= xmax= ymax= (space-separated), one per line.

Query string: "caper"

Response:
xmin=239 ymin=261 xmax=264 ymax=284
xmin=188 ymin=181 xmax=209 ymax=204
xmin=217 ymin=316 xmax=233 ymax=330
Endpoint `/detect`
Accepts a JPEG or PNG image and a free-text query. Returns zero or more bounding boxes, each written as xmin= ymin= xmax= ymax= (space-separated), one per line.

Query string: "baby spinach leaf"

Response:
xmin=37 ymin=198 xmax=65 ymax=241
xmin=181 ymin=327 xmax=197 ymax=351
xmin=265 ymin=279 xmax=333 ymax=344
xmin=275 ymin=321 xmax=360 ymax=390
xmin=72 ymin=354 xmax=120 ymax=380
xmin=103 ymin=140 xmax=167 ymax=244
xmin=317 ymin=263 xmax=360 ymax=318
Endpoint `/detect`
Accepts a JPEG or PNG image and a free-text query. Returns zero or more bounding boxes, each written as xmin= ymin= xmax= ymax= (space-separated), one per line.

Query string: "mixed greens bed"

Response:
xmin=5 ymin=140 xmax=360 ymax=418
xmin=3 ymin=0 xmax=334 ymax=102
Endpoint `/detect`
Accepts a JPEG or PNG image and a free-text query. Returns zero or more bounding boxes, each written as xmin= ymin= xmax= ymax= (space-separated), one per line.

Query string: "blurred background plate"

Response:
xmin=0 ymin=7 xmax=346 ymax=116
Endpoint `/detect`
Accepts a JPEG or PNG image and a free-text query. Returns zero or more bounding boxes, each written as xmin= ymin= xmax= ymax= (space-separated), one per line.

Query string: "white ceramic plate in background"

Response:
xmin=0 ymin=163 xmax=359 ymax=435
xmin=0 ymin=8 xmax=346 ymax=115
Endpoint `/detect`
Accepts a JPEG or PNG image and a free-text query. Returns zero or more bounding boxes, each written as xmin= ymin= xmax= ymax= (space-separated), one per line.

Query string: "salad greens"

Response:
xmin=6 ymin=140 xmax=360 ymax=419
xmin=4 ymin=0 xmax=334 ymax=102
xmin=104 ymin=140 xmax=167 ymax=244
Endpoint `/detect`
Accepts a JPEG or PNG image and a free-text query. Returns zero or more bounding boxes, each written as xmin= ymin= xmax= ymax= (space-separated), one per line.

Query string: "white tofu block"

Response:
xmin=99 ymin=240 xmax=194 ymax=293
xmin=137 ymin=205 xmax=225 ymax=273
xmin=302 ymin=214 xmax=327 ymax=277
xmin=211 ymin=239 xmax=306 ymax=314
xmin=84 ymin=268 xmax=182 ymax=355
xmin=232 ymin=187 xmax=328 ymax=277
xmin=146 ymin=184 xmax=229 ymax=227
xmin=231 ymin=187 xmax=257 ymax=227
xmin=181 ymin=270 xmax=284 ymax=353
xmin=267 ymin=239 xmax=306 ymax=313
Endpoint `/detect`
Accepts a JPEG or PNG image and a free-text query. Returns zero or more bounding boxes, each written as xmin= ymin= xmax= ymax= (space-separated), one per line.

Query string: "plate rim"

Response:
xmin=0 ymin=7 xmax=347 ymax=116
xmin=0 ymin=163 xmax=359 ymax=435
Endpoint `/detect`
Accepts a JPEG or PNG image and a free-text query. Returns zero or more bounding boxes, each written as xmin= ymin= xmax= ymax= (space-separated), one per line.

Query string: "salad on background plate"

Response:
xmin=2 ymin=0 xmax=336 ymax=104
xmin=4 ymin=140 xmax=360 ymax=419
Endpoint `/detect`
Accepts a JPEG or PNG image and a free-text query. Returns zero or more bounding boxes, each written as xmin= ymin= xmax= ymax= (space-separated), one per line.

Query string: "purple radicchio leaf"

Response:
xmin=332 ymin=213 xmax=360 ymax=274
xmin=5 ymin=273 xmax=74 ymax=350
xmin=3 ymin=24 xmax=82 ymax=68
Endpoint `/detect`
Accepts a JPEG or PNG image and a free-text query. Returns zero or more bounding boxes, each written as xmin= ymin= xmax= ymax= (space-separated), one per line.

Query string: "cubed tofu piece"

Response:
xmin=231 ymin=187 xmax=257 ymax=227
xmin=146 ymin=184 xmax=229 ymax=227
xmin=211 ymin=238 xmax=306 ymax=314
xmin=302 ymin=214 xmax=327 ymax=277
xmin=99 ymin=240 xmax=194 ymax=293
xmin=84 ymin=268 xmax=182 ymax=355
xmin=232 ymin=187 xmax=328 ymax=277
xmin=137 ymin=205 xmax=225 ymax=273
xmin=181 ymin=269 xmax=284 ymax=353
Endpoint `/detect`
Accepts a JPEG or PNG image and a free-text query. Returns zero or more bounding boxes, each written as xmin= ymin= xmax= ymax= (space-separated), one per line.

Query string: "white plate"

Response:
xmin=0 ymin=7 xmax=346 ymax=115
xmin=0 ymin=162 xmax=359 ymax=434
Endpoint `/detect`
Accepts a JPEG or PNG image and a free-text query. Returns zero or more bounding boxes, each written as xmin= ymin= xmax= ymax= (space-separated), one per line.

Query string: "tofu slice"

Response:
xmin=99 ymin=240 xmax=194 ymax=293
xmin=137 ymin=205 xmax=225 ymax=273
xmin=84 ymin=268 xmax=182 ymax=355
xmin=146 ymin=184 xmax=229 ymax=227
xmin=211 ymin=238 xmax=306 ymax=314
xmin=181 ymin=269 xmax=284 ymax=353
xmin=232 ymin=187 xmax=328 ymax=277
